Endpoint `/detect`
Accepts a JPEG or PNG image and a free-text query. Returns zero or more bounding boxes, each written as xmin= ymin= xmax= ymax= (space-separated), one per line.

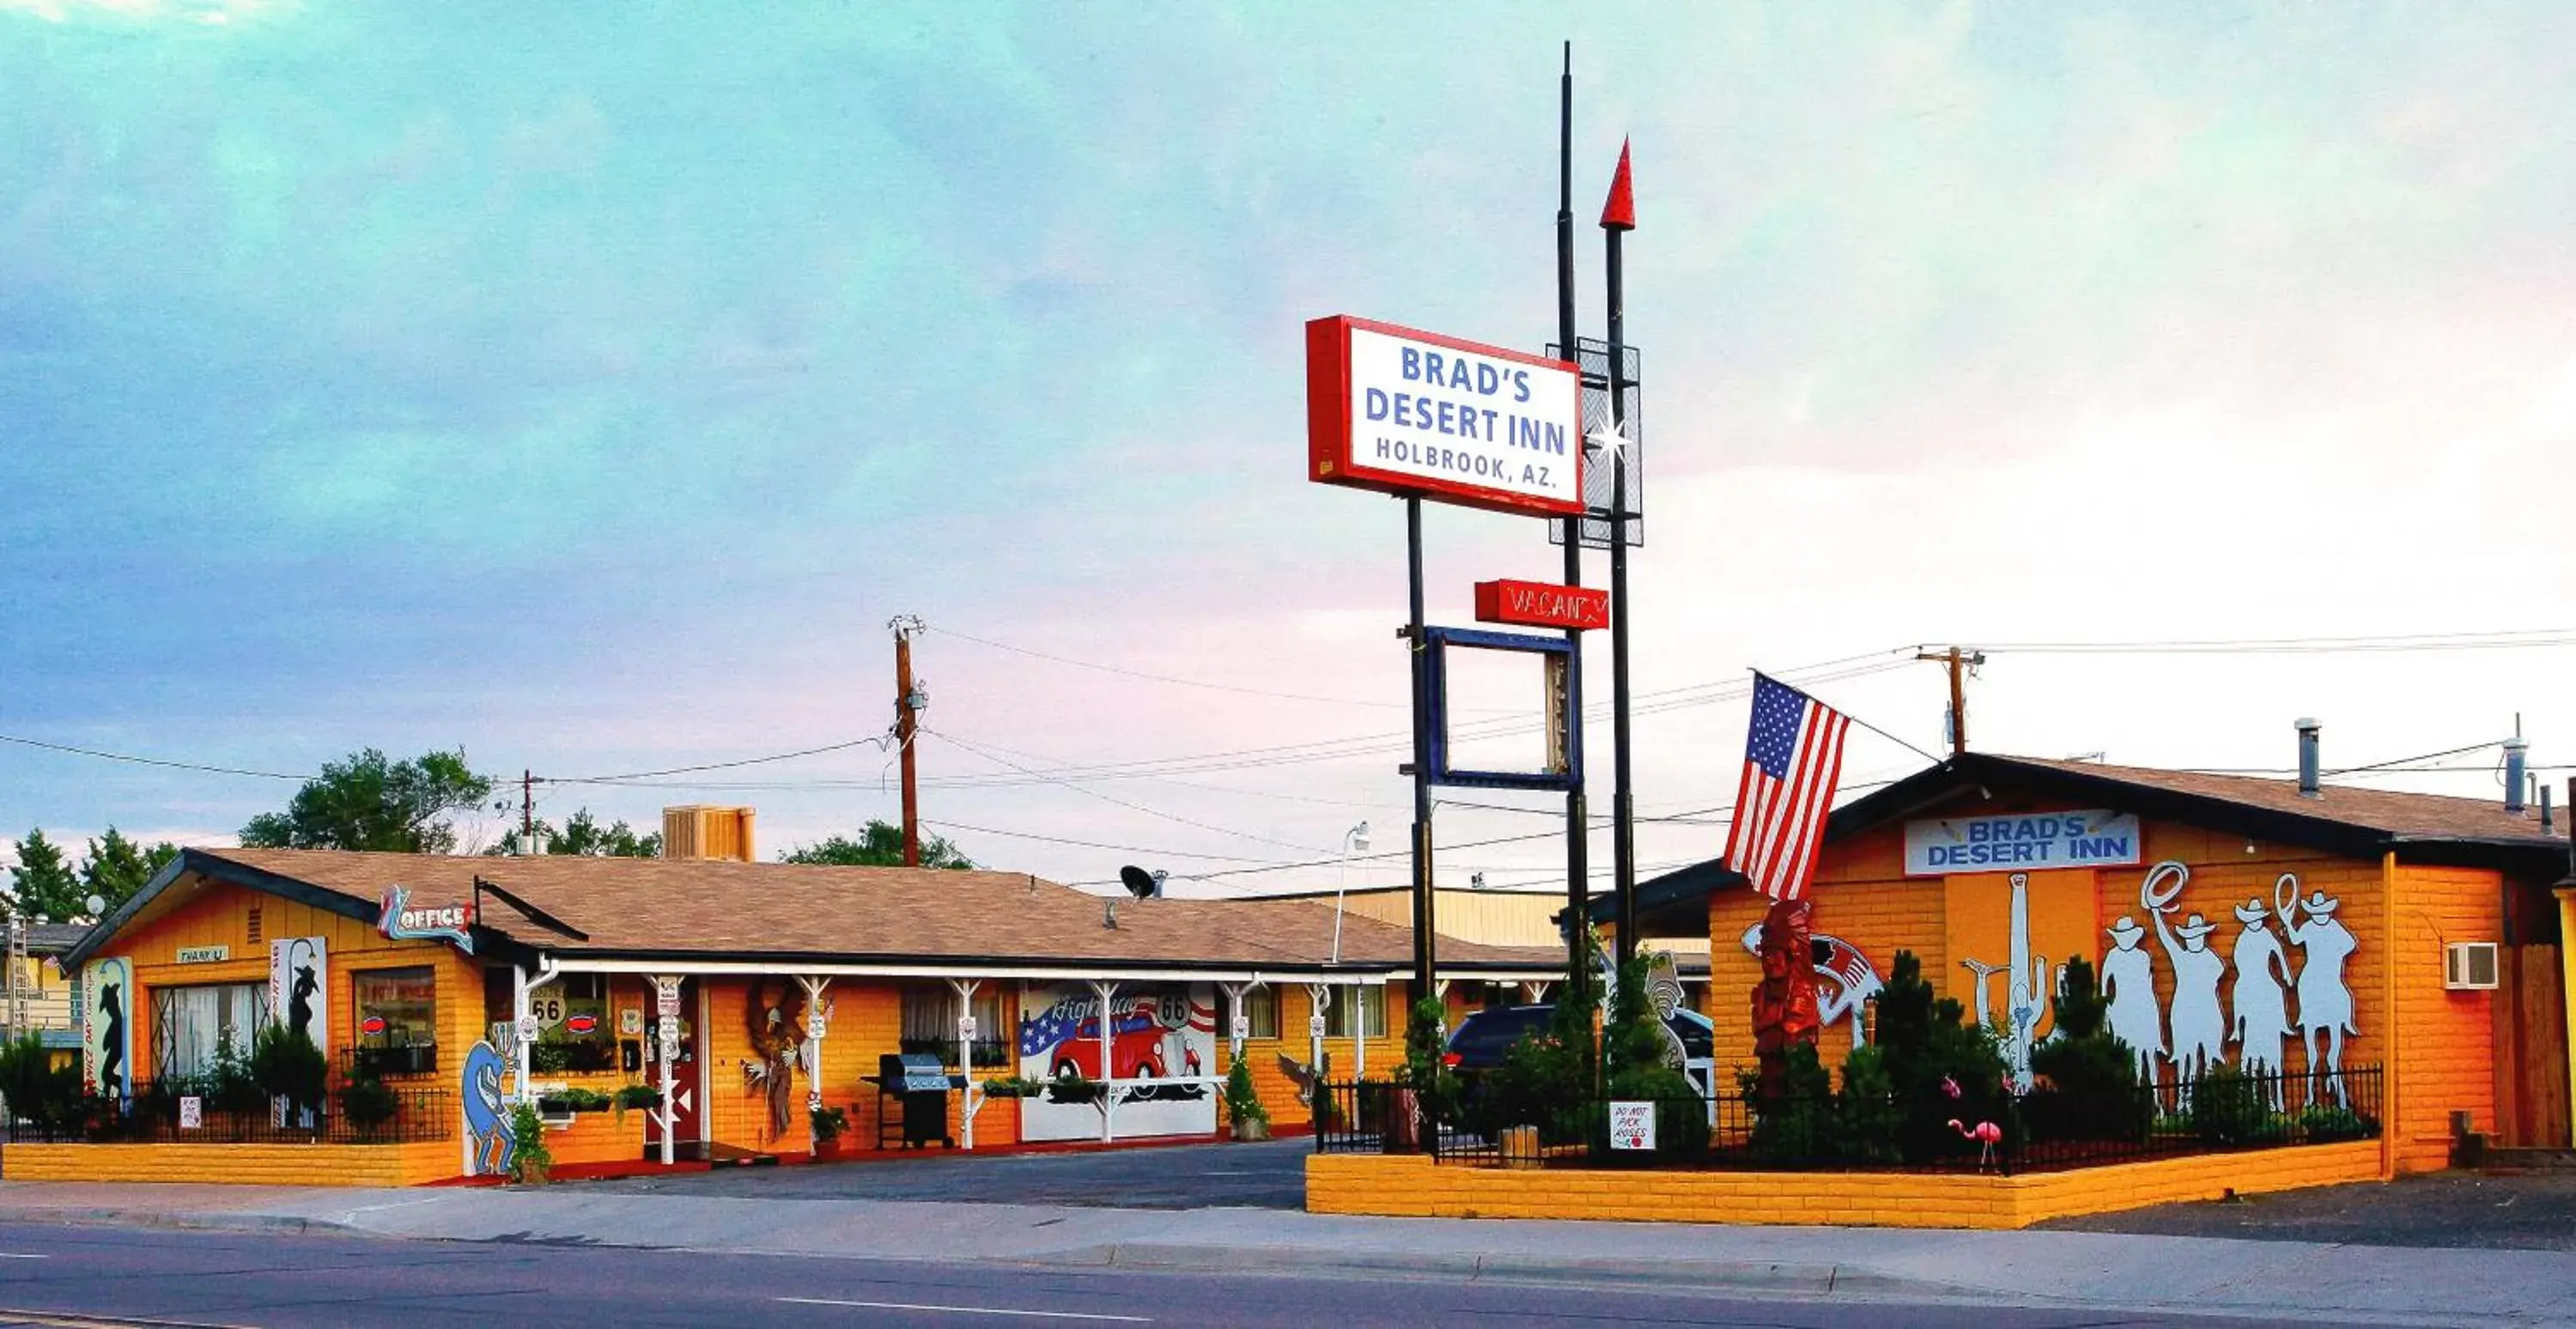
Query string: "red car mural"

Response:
xmin=1047 ymin=999 xmax=1203 ymax=1082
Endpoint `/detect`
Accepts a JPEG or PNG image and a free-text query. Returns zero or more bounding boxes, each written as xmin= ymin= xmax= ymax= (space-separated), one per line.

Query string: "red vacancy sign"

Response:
xmin=1306 ymin=315 xmax=1584 ymax=518
xmin=1475 ymin=579 xmax=1608 ymax=632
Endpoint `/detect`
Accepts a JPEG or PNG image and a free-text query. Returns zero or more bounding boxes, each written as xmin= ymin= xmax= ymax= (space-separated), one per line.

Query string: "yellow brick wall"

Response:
xmin=3 ymin=1141 xmax=460 ymax=1187
xmin=1221 ymin=982 xmax=1406 ymax=1129
xmin=1306 ymin=1139 xmax=2383 ymax=1228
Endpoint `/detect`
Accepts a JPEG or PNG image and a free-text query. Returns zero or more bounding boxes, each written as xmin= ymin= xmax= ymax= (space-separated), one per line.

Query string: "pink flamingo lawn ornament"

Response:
xmin=1948 ymin=1118 xmax=2003 ymax=1170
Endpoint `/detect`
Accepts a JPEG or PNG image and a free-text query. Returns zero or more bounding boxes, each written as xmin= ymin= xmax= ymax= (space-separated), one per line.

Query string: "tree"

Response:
xmin=781 ymin=820 xmax=971 ymax=869
xmin=79 ymin=827 xmax=179 ymax=917
xmin=239 ymin=749 xmax=496 ymax=853
xmin=491 ymin=809 xmax=660 ymax=859
xmin=5 ymin=829 xmax=83 ymax=923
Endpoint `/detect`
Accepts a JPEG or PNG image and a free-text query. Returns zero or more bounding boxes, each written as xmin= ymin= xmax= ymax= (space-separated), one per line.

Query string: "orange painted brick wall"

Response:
xmin=2390 ymin=862 xmax=2500 ymax=1171
xmin=1307 ymin=1139 xmax=2383 ymax=1228
xmin=1221 ymin=983 xmax=1406 ymax=1129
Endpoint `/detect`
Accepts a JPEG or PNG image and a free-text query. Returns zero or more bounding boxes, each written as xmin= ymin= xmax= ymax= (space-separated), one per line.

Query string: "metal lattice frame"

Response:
xmin=1546 ymin=337 xmax=1643 ymax=549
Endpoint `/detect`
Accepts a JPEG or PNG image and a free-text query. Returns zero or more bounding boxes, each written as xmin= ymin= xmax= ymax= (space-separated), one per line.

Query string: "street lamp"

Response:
xmin=1329 ymin=822 xmax=1371 ymax=966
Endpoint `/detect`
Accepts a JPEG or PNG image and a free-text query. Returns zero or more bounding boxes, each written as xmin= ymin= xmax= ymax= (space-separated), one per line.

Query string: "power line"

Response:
xmin=550 ymin=732 xmax=897 ymax=784
xmin=1974 ymin=628 xmax=2576 ymax=656
xmin=920 ymin=726 xmax=1333 ymax=856
xmin=924 ymin=623 xmax=1423 ymax=710
xmin=0 ymin=733 xmax=307 ymax=780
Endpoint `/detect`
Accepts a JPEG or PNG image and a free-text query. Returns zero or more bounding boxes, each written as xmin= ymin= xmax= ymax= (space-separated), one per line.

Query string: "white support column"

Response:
xmin=950 ymin=977 xmax=983 ymax=1151
xmin=1522 ymin=980 xmax=1552 ymax=1004
xmin=1220 ymin=982 xmax=1250 ymax=1062
xmin=1351 ymin=983 xmax=1367 ymax=1080
xmin=511 ymin=960 xmax=562 ymax=1108
xmin=1089 ymin=980 xmax=1119 ymax=1144
xmin=650 ymin=974 xmax=683 ymax=1167
xmin=797 ymin=975 xmax=833 ymax=1151
xmin=1306 ymin=983 xmax=1330 ymax=1088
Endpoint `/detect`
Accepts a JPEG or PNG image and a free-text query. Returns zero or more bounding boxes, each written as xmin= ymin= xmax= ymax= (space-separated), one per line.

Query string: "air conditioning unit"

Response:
xmin=2445 ymin=942 xmax=2500 ymax=991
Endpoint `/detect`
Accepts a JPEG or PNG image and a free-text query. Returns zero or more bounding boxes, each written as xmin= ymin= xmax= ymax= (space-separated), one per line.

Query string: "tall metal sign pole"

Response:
xmin=1555 ymin=44 xmax=1589 ymax=980
xmin=1406 ymin=498 xmax=1437 ymax=1008
xmin=1601 ymin=142 xmax=1639 ymax=965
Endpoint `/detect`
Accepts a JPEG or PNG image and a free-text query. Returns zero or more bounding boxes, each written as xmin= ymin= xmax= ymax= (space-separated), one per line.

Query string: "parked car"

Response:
xmin=1443 ymin=1003 xmax=1715 ymax=1072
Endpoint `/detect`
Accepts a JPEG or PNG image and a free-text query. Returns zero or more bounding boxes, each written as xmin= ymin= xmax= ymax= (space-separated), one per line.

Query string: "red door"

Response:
xmin=645 ymin=980 xmax=703 ymax=1160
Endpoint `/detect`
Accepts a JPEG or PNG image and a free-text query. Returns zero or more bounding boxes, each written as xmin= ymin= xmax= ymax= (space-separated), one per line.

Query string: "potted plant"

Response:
xmin=249 ymin=1024 xmax=328 ymax=1127
xmin=980 ymin=1075 xmax=1047 ymax=1099
xmin=810 ymin=1104 xmax=849 ymax=1157
xmin=1046 ymin=1070 xmax=1104 ymax=1105
xmin=612 ymin=1083 xmax=664 ymax=1123
xmin=507 ymin=1101 xmax=553 ymax=1185
xmin=1222 ymin=1059 xmax=1270 ymax=1141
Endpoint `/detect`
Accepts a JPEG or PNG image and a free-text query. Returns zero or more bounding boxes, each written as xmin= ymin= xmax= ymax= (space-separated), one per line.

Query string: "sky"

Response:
xmin=5 ymin=1 xmax=2576 ymax=899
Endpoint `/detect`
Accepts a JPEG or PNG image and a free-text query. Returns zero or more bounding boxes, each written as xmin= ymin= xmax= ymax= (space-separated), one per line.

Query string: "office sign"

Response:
xmin=1905 ymin=810 xmax=2142 ymax=876
xmin=379 ymin=884 xmax=475 ymax=953
xmin=1307 ymin=315 xmax=1583 ymax=517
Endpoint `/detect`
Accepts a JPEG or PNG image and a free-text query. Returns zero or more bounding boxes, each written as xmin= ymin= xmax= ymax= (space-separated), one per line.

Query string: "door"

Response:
xmin=644 ymin=979 xmax=704 ymax=1160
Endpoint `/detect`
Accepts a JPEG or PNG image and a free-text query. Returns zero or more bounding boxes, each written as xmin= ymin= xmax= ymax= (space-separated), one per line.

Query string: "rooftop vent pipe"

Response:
xmin=2506 ymin=736 xmax=2530 ymax=814
xmin=2295 ymin=719 xmax=2321 ymax=798
xmin=2542 ymin=781 xmax=2554 ymax=833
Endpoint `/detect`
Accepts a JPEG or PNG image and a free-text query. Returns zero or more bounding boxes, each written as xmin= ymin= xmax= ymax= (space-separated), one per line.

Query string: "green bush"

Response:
xmin=1396 ymin=997 xmax=1461 ymax=1125
xmin=2187 ymin=1064 xmax=2289 ymax=1146
xmin=535 ymin=1087 xmax=613 ymax=1114
xmin=197 ymin=1041 xmax=269 ymax=1115
xmin=2297 ymin=1104 xmax=2376 ymax=1143
xmin=248 ymin=1025 xmax=328 ymax=1120
xmin=1222 ymin=1058 xmax=1268 ymax=1127
xmin=1835 ymin=1044 xmax=1903 ymax=1164
xmin=2026 ymin=956 xmax=2150 ymax=1144
xmin=0 ymin=1034 xmax=79 ymax=1131
xmin=1739 ymin=1041 xmax=1834 ymax=1162
xmin=1874 ymin=950 xmax=2012 ymax=1164
xmin=507 ymin=1101 xmax=552 ymax=1183
xmin=338 ymin=1076 xmax=399 ymax=1135
xmin=810 ymin=1104 xmax=848 ymax=1142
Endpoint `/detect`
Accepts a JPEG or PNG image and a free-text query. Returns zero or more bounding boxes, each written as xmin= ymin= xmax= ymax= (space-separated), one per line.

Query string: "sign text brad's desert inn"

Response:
xmin=1306 ymin=316 xmax=1584 ymax=518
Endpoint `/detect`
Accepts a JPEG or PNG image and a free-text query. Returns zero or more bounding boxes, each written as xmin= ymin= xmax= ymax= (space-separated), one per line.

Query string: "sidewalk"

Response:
xmin=3 ymin=1180 xmax=2573 ymax=1326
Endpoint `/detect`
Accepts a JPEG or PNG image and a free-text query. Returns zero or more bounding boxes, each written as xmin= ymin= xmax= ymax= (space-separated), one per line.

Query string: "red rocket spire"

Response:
xmin=1599 ymin=138 xmax=1635 ymax=231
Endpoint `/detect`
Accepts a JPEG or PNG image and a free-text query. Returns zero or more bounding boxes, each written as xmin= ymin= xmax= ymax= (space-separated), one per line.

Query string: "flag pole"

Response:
xmin=1556 ymin=42 xmax=1589 ymax=986
xmin=1601 ymin=140 xmax=1637 ymax=967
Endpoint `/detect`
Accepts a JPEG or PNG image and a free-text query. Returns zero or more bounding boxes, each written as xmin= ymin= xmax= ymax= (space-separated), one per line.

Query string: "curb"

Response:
xmin=0 ymin=1207 xmax=372 ymax=1240
xmin=1060 ymin=1242 xmax=1964 ymax=1298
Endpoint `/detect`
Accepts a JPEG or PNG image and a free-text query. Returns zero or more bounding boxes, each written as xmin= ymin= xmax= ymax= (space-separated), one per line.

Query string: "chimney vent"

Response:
xmin=2505 ymin=737 xmax=2530 ymax=814
xmin=2542 ymin=781 xmax=2554 ymax=833
xmin=1103 ymin=898 xmax=1119 ymax=930
xmin=2295 ymin=719 xmax=2321 ymax=798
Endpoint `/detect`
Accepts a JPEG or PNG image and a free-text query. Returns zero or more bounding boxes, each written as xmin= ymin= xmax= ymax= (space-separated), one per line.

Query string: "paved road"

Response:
xmin=590 ymin=1138 xmax=1311 ymax=1210
xmin=2050 ymin=1169 xmax=2576 ymax=1251
xmin=0 ymin=1222 xmax=2355 ymax=1328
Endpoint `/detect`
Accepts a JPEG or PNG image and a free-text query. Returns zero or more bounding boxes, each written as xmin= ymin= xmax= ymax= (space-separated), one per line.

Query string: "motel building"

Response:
xmin=23 ymin=812 xmax=1565 ymax=1186
xmin=1624 ymin=746 xmax=2571 ymax=1174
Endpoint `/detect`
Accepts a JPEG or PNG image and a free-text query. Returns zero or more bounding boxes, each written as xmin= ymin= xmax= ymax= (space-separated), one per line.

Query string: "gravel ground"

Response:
xmin=2048 ymin=1168 xmax=2576 ymax=1250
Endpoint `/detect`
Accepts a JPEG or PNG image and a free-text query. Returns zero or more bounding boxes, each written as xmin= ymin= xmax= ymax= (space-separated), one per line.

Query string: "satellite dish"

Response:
xmin=83 ymin=894 xmax=106 ymax=917
xmin=1118 ymin=865 xmax=1160 ymax=900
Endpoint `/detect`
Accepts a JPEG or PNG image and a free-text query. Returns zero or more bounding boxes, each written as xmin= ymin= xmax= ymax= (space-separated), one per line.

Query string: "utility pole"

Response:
xmin=1916 ymin=646 xmax=1986 ymax=757
xmin=893 ymin=616 xmax=926 ymax=866
xmin=1555 ymin=42 xmax=1589 ymax=984
xmin=520 ymin=770 xmax=535 ymax=847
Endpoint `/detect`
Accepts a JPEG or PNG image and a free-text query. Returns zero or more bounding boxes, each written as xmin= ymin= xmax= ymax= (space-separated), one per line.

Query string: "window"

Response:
xmin=153 ymin=982 xmax=266 ymax=1081
xmin=1242 ymin=986 xmax=1279 ymax=1040
xmin=900 ymin=985 xmax=1010 ymax=1069
xmin=354 ymin=967 xmax=439 ymax=1077
xmin=1322 ymin=986 xmax=1386 ymax=1040
xmin=529 ymin=971 xmax=614 ymax=1074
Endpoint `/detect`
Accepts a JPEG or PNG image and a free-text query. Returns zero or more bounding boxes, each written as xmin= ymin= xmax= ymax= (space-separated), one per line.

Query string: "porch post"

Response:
xmin=1220 ymin=982 xmax=1249 ymax=1061
xmin=797 ymin=975 xmax=833 ymax=1151
xmin=950 ymin=977 xmax=983 ymax=1151
xmin=1089 ymin=980 xmax=1119 ymax=1144
xmin=1306 ymin=983 xmax=1330 ymax=1088
xmin=510 ymin=962 xmax=562 ymax=1107
xmin=1351 ymin=982 xmax=1367 ymax=1080
xmin=651 ymin=974 xmax=683 ymax=1167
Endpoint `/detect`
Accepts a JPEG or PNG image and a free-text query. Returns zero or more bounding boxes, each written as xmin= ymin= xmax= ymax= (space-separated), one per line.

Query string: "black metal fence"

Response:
xmin=3 ymin=1082 xmax=453 ymax=1145
xmin=1316 ymin=1064 xmax=2384 ymax=1176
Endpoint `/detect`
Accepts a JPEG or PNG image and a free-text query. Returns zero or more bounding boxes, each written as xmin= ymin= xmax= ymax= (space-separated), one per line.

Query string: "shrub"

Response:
xmin=612 ymin=1083 xmax=664 ymax=1121
xmin=1222 ymin=1058 xmax=1268 ymax=1128
xmin=1835 ymin=1044 xmax=1902 ymax=1163
xmin=535 ymin=1087 xmax=613 ymax=1114
xmin=1874 ymin=950 xmax=2012 ymax=1164
xmin=980 ymin=1075 xmax=1047 ymax=1099
xmin=338 ymin=1076 xmax=399 ymax=1136
xmin=2297 ymin=1104 xmax=2376 ymax=1143
xmin=248 ymin=1025 xmax=328 ymax=1120
xmin=0 ymin=1034 xmax=76 ymax=1131
xmin=507 ymin=1101 xmax=552 ymax=1183
xmin=2188 ymin=1064 xmax=2288 ymax=1146
xmin=1608 ymin=1063 xmax=1711 ymax=1162
xmin=810 ymin=1104 xmax=848 ymax=1143
xmin=1739 ymin=1041 xmax=1832 ymax=1163
xmin=2026 ymin=956 xmax=2150 ymax=1144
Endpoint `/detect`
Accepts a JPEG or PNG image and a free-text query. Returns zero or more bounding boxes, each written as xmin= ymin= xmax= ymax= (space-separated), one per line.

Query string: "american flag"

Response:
xmin=1725 ymin=673 xmax=1852 ymax=901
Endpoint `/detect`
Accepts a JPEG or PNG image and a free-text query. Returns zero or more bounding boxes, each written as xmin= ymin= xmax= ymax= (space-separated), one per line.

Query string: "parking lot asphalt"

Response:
xmin=2047 ymin=1168 xmax=2576 ymax=1250
xmin=583 ymin=1135 xmax=1312 ymax=1209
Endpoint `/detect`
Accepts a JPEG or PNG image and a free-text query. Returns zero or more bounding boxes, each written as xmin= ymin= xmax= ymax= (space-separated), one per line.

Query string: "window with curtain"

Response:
xmin=1242 ymin=986 xmax=1279 ymax=1040
xmin=900 ymin=985 xmax=1010 ymax=1068
xmin=153 ymin=983 xmax=266 ymax=1082
xmin=1322 ymin=985 xmax=1386 ymax=1040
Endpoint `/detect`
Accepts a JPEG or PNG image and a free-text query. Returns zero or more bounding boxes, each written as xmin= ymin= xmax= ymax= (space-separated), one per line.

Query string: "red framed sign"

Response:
xmin=1474 ymin=579 xmax=1608 ymax=631
xmin=1306 ymin=315 xmax=1584 ymax=517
